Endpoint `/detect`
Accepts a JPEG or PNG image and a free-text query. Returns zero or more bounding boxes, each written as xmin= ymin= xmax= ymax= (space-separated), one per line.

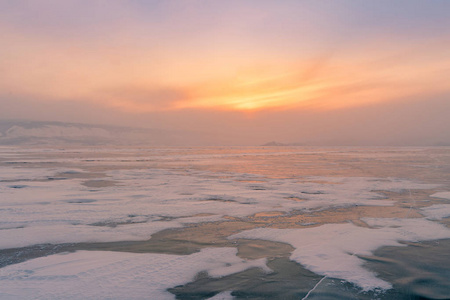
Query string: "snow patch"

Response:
xmin=431 ymin=192 xmax=450 ymax=200
xmin=229 ymin=218 xmax=450 ymax=291
xmin=0 ymin=248 xmax=267 ymax=300
xmin=206 ymin=291 xmax=234 ymax=300
xmin=420 ymin=204 xmax=450 ymax=220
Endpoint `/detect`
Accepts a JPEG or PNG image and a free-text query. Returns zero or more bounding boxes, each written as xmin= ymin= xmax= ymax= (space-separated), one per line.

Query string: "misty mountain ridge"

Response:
xmin=1 ymin=120 xmax=449 ymax=147
xmin=0 ymin=120 xmax=216 ymax=146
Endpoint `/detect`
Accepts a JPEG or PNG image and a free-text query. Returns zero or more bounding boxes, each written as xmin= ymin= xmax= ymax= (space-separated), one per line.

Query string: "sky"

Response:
xmin=1 ymin=0 xmax=450 ymax=145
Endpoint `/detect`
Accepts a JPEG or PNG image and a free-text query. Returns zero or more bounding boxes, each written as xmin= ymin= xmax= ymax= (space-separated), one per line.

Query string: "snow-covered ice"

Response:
xmin=420 ymin=204 xmax=450 ymax=220
xmin=229 ymin=218 xmax=450 ymax=291
xmin=0 ymin=164 xmax=437 ymax=249
xmin=430 ymin=191 xmax=450 ymax=200
xmin=0 ymin=248 xmax=268 ymax=299
xmin=1 ymin=146 xmax=449 ymax=298
xmin=206 ymin=291 xmax=234 ymax=300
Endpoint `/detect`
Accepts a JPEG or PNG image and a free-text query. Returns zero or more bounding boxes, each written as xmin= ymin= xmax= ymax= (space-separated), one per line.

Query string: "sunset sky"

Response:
xmin=1 ymin=0 xmax=450 ymax=145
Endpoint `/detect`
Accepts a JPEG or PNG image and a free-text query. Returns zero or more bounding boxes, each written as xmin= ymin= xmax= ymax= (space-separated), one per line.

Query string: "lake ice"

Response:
xmin=0 ymin=146 xmax=449 ymax=299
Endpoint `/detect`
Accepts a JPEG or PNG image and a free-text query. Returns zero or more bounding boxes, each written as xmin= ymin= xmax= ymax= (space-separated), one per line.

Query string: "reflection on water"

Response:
xmin=0 ymin=146 xmax=449 ymax=299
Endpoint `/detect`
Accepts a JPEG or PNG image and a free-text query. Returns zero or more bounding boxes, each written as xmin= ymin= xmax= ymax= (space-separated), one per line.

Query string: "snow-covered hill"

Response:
xmin=0 ymin=121 xmax=210 ymax=146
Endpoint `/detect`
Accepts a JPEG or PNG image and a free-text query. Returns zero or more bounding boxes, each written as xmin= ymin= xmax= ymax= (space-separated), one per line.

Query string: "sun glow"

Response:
xmin=184 ymin=82 xmax=324 ymax=111
xmin=1 ymin=4 xmax=449 ymax=115
xmin=171 ymin=44 xmax=450 ymax=113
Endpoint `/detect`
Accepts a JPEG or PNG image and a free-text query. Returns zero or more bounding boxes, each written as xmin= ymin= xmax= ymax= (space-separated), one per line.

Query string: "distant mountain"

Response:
xmin=0 ymin=120 xmax=214 ymax=146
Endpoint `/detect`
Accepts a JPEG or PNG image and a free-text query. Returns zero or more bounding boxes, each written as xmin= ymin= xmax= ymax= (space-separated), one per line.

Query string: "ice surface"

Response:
xmin=206 ymin=291 xmax=234 ymax=300
xmin=0 ymin=166 xmax=56 ymax=181
xmin=1 ymin=147 xmax=448 ymax=299
xmin=229 ymin=218 xmax=450 ymax=291
xmin=430 ymin=191 xmax=450 ymax=200
xmin=0 ymin=222 xmax=184 ymax=249
xmin=0 ymin=161 xmax=438 ymax=250
xmin=0 ymin=248 xmax=267 ymax=299
xmin=420 ymin=204 xmax=450 ymax=220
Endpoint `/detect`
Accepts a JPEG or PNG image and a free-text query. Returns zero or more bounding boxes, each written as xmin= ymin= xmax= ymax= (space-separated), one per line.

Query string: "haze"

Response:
xmin=1 ymin=0 xmax=450 ymax=145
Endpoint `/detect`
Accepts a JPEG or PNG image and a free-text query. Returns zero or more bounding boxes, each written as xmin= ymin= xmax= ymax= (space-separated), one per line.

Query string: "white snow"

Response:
xmin=229 ymin=218 xmax=450 ymax=291
xmin=206 ymin=291 xmax=234 ymax=300
xmin=430 ymin=191 xmax=450 ymax=200
xmin=0 ymin=248 xmax=267 ymax=300
xmin=0 ymin=167 xmax=433 ymax=248
xmin=0 ymin=222 xmax=184 ymax=249
xmin=420 ymin=204 xmax=450 ymax=220
xmin=0 ymin=159 xmax=439 ymax=250
xmin=1 ymin=147 xmax=449 ymax=297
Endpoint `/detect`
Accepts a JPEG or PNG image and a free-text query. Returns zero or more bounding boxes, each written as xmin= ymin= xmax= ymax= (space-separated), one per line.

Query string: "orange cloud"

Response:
xmin=174 ymin=43 xmax=450 ymax=113
xmin=1 ymin=22 xmax=449 ymax=115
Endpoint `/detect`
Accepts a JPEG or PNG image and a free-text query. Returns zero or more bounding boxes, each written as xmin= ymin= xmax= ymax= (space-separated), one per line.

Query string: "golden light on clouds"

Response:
xmin=2 ymin=38 xmax=449 ymax=115
xmin=1 ymin=1 xmax=450 ymax=117
xmin=170 ymin=42 xmax=450 ymax=113
xmin=1 ymin=1 xmax=449 ymax=146
xmin=2 ymin=16 xmax=448 ymax=116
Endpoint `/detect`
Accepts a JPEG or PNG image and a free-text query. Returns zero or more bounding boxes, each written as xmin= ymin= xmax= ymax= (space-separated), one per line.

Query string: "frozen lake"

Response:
xmin=0 ymin=146 xmax=449 ymax=299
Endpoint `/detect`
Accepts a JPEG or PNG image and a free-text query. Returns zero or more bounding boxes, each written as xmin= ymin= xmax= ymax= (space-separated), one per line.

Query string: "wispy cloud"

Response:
xmin=1 ymin=0 xmax=449 ymax=144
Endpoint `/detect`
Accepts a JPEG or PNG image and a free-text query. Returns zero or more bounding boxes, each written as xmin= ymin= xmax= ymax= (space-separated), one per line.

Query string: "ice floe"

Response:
xmin=420 ymin=204 xmax=450 ymax=220
xmin=229 ymin=218 xmax=450 ymax=291
xmin=430 ymin=191 xmax=450 ymax=200
xmin=0 ymin=248 xmax=268 ymax=299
